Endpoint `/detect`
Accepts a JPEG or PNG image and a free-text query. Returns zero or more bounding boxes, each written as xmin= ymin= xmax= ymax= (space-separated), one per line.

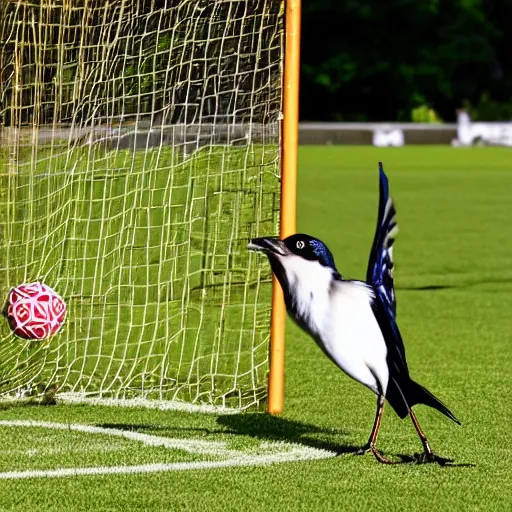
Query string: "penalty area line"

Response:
xmin=0 ymin=420 xmax=336 ymax=480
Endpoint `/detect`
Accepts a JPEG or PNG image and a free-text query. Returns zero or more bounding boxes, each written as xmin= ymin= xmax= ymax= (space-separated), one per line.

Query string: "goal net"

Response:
xmin=0 ymin=0 xmax=283 ymax=411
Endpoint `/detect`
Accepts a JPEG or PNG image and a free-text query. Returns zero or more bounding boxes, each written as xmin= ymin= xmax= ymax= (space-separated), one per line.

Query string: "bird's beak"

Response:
xmin=248 ymin=236 xmax=287 ymax=256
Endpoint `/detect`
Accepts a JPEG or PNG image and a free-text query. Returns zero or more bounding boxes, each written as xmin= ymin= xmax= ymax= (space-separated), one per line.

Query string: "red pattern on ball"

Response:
xmin=7 ymin=283 xmax=66 ymax=340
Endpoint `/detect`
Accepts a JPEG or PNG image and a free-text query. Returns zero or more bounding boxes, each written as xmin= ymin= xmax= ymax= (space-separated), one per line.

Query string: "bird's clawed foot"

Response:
xmin=399 ymin=451 xmax=454 ymax=466
xmin=356 ymin=444 xmax=454 ymax=465
xmin=371 ymin=446 xmax=395 ymax=464
xmin=355 ymin=443 xmax=395 ymax=464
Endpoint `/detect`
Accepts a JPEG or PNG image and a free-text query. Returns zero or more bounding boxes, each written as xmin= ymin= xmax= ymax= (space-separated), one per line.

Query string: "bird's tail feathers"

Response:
xmin=407 ymin=380 xmax=461 ymax=425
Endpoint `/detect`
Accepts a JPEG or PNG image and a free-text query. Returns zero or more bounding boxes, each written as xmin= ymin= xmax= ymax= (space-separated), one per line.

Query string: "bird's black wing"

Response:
xmin=371 ymin=286 xmax=460 ymax=422
xmin=366 ymin=163 xmax=409 ymax=378
xmin=366 ymin=162 xmax=398 ymax=316
xmin=367 ymin=165 xmax=460 ymax=423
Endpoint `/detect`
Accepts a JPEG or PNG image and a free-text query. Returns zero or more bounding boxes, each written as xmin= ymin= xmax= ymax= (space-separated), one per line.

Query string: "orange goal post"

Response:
xmin=268 ymin=0 xmax=301 ymax=414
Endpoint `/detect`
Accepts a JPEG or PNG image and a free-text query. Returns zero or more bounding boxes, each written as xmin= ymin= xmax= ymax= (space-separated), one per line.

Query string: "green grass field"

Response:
xmin=1 ymin=145 xmax=512 ymax=510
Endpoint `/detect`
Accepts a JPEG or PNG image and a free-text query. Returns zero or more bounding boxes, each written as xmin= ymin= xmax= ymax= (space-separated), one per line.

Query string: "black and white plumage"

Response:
xmin=248 ymin=162 xmax=460 ymax=465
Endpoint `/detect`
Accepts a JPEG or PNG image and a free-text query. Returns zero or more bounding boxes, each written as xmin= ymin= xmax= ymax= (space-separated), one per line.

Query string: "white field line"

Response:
xmin=55 ymin=393 xmax=244 ymax=415
xmin=0 ymin=420 xmax=236 ymax=456
xmin=0 ymin=420 xmax=336 ymax=480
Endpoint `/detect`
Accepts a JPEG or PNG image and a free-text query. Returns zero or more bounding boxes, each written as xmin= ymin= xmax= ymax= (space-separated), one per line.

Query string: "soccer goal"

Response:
xmin=0 ymin=0 xmax=299 ymax=412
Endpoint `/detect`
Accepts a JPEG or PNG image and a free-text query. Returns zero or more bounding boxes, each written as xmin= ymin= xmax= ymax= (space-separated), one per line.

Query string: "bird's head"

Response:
xmin=249 ymin=234 xmax=337 ymax=268
xmin=248 ymin=233 xmax=340 ymax=292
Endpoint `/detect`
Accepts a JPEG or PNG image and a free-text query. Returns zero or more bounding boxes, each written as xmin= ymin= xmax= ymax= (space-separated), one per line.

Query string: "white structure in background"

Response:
xmin=452 ymin=109 xmax=512 ymax=147
xmin=372 ymin=128 xmax=405 ymax=147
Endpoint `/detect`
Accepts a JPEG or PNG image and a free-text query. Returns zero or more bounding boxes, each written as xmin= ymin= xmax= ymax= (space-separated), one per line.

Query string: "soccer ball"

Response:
xmin=7 ymin=282 xmax=66 ymax=340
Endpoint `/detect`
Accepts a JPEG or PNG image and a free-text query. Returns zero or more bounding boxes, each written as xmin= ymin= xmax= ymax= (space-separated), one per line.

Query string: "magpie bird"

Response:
xmin=248 ymin=162 xmax=460 ymax=465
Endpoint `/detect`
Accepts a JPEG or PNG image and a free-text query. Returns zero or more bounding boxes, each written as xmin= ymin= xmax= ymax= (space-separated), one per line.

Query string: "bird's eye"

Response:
xmin=296 ymin=240 xmax=305 ymax=249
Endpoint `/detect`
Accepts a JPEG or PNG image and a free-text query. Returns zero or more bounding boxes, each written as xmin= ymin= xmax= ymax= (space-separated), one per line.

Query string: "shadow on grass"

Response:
xmin=398 ymin=276 xmax=512 ymax=292
xmin=85 ymin=419 xmax=477 ymax=468
xmin=398 ymin=284 xmax=455 ymax=291
xmin=217 ymin=413 xmax=359 ymax=456
xmin=97 ymin=414 xmax=358 ymax=456
xmin=395 ymin=453 xmax=475 ymax=467
xmin=217 ymin=414 xmax=476 ymax=467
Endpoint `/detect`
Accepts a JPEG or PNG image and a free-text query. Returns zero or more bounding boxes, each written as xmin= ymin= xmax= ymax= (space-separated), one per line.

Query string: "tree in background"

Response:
xmin=300 ymin=0 xmax=512 ymax=122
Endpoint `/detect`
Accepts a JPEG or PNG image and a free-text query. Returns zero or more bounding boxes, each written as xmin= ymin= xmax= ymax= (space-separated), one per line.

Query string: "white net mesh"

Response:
xmin=0 ymin=0 xmax=283 ymax=410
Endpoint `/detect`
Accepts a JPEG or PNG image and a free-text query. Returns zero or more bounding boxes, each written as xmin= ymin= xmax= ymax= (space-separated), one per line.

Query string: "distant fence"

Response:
xmin=0 ymin=123 xmax=279 ymax=154
xmin=299 ymin=121 xmax=512 ymax=147
xmin=2 ymin=121 xmax=511 ymax=150
xmin=299 ymin=122 xmax=457 ymax=145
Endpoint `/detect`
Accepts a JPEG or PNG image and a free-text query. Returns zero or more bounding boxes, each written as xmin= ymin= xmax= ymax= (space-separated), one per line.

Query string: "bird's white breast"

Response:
xmin=319 ymin=281 xmax=389 ymax=395
xmin=279 ymin=256 xmax=389 ymax=395
xmin=281 ymin=255 xmax=333 ymax=335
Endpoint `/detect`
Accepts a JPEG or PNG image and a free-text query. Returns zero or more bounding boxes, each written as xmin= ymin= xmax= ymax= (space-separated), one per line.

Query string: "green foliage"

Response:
xmin=301 ymin=0 xmax=512 ymax=122
xmin=410 ymin=105 xmax=443 ymax=123
xmin=467 ymin=92 xmax=512 ymax=121
xmin=0 ymin=2 xmax=282 ymax=127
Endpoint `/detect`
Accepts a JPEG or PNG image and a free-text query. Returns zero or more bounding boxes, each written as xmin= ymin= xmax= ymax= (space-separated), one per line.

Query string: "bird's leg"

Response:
xmin=357 ymin=395 xmax=384 ymax=454
xmin=408 ymin=408 xmax=453 ymax=465
xmin=357 ymin=395 xmax=394 ymax=464
xmin=409 ymin=409 xmax=432 ymax=455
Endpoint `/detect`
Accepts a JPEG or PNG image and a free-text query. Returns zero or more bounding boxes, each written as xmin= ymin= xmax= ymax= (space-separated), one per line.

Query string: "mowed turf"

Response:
xmin=1 ymin=145 xmax=512 ymax=511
